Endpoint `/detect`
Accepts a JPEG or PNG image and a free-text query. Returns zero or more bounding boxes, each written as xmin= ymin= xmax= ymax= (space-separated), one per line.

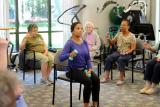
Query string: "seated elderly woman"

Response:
xmin=140 ymin=42 xmax=160 ymax=94
xmin=20 ymin=24 xmax=54 ymax=85
xmin=82 ymin=21 xmax=101 ymax=61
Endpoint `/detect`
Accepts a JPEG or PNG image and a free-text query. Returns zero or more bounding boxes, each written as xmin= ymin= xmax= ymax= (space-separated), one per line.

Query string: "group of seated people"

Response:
xmin=16 ymin=19 xmax=160 ymax=107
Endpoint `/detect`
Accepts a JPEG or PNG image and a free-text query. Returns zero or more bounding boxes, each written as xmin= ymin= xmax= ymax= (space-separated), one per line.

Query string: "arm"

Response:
xmin=127 ymin=41 xmax=136 ymax=54
xmin=38 ymin=35 xmax=49 ymax=55
xmin=144 ymin=42 xmax=157 ymax=53
xmin=20 ymin=37 xmax=27 ymax=51
xmin=59 ymin=40 xmax=71 ymax=61
xmin=84 ymin=41 xmax=92 ymax=69
xmin=108 ymin=33 xmax=118 ymax=45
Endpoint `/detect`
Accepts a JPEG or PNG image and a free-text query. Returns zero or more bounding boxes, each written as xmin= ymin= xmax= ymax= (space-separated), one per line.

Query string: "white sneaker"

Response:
xmin=40 ymin=79 xmax=52 ymax=86
xmin=116 ymin=80 xmax=125 ymax=85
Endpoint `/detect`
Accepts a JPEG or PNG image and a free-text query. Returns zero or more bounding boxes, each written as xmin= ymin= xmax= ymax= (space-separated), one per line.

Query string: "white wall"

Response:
xmin=0 ymin=0 xmax=9 ymax=39
xmin=81 ymin=0 xmax=151 ymax=39
xmin=150 ymin=0 xmax=159 ymax=43
xmin=0 ymin=0 xmax=9 ymax=27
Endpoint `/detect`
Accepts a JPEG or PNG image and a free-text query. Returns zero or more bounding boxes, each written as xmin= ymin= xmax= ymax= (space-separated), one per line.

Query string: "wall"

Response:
xmin=81 ymin=0 xmax=151 ymax=39
xmin=150 ymin=0 xmax=159 ymax=43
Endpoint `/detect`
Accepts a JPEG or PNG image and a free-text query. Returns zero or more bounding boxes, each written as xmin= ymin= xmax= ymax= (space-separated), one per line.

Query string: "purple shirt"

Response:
xmin=59 ymin=39 xmax=92 ymax=69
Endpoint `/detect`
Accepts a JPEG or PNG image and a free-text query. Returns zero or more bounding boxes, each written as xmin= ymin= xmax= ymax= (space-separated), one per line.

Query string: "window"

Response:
xmin=8 ymin=0 xmax=81 ymax=51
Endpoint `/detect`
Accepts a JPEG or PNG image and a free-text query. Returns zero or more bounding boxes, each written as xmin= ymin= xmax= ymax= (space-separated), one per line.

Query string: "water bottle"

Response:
xmin=69 ymin=49 xmax=78 ymax=60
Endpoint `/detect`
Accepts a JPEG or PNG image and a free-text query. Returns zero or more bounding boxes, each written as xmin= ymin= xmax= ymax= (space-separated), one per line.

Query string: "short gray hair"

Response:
xmin=85 ymin=21 xmax=94 ymax=28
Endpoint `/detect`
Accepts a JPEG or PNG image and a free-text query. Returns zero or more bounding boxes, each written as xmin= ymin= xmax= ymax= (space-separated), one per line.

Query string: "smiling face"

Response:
xmin=120 ymin=20 xmax=130 ymax=33
xmin=72 ymin=23 xmax=83 ymax=38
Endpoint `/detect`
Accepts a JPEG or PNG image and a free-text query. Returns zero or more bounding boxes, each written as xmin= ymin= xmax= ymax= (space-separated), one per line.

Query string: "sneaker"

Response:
xmin=145 ymin=87 xmax=158 ymax=95
xmin=40 ymin=79 xmax=52 ymax=86
xmin=116 ymin=80 xmax=125 ymax=85
xmin=47 ymin=78 xmax=53 ymax=84
xmin=100 ymin=78 xmax=109 ymax=83
xmin=139 ymin=87 xmax=150 ymax=94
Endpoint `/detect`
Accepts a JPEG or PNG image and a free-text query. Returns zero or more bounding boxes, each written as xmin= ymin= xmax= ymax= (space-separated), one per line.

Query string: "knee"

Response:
xmin=84 ymin=80 xmax=92 ymax=88
xmin=40 ymin=55 xmax=49 ymax=64
xmin=105 ymin=57 xmax=112 ymax=63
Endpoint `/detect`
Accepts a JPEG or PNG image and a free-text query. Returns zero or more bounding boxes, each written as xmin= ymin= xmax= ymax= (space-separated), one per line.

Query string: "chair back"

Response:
xmin=135 ymin=38 xmax=144 ymax=55
xmin=54 ymin=49 xmax=68 ymax=71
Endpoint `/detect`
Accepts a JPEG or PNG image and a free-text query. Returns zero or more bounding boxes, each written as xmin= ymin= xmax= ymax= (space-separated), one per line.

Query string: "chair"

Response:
xmin=52 ymin=49 xmax=100 ymax=107
xmin=19 ymin=49 xmax=41 ymax=84
xmin=7 ymin=42 xmax=19 ymax=71
xmin=129 ymin=37 xmax=145 ymax=83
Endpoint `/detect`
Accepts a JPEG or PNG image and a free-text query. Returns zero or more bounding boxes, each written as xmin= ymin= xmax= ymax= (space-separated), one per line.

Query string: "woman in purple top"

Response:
xmin=59 ymin=22 xmax=100 ymax=107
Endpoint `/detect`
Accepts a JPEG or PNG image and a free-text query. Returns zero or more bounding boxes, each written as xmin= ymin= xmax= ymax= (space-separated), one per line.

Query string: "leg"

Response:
xmin=144 ymin=58 xmax=157 ymax=81
xmin=145 ymin=62 xmax=160 ymax=94
xmin=67 ymin=69 xmax=92 ymax=107
xmin=46 ymin=52 xmax=55 ymax=80
xmin=91 ymin=72 xmax=100 ymax=107
xmin=116 ymin=54 xmax=132 ymax=85
xmin=140 ymin=59 xmax=156 ymax=93
xmin=103 ymin=52 xmax=120 ymax=81
xmin=28 ymin=52 xmax=49 ymax=81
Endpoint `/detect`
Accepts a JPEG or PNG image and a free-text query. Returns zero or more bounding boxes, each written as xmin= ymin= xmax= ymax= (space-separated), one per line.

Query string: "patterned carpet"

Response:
xmin=17 ymin=69 xmax=160 ymax=107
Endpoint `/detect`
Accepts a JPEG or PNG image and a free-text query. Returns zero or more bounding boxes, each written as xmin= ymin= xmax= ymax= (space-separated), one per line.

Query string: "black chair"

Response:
xmin=128 ymin=37 xmax=145 ymax=83
xmin=52 ymin=49 xmax=100 ymax=107
xmin=19 ymin=49 xmax=41 ymax=84
xmin=7 ymin=42 xmax=19 ymax=70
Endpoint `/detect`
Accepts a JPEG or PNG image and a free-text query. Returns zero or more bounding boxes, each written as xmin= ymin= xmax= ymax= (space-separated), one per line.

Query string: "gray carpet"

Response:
xmin=17 ymin=69 xmax=160 ymax=107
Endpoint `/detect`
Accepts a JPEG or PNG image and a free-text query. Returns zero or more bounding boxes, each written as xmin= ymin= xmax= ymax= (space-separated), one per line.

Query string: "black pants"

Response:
xmin=66 ymin=69 xmax=100 ymax=103
xmin=144 ymin=58 xmax=160 ymax=84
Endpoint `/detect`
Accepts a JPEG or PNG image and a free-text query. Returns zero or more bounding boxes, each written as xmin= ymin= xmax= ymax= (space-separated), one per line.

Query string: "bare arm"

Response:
xmin=144 ymin=43 xmax=157 ymax=53
xmin=20 ymin=37 xmax=27 ymax=51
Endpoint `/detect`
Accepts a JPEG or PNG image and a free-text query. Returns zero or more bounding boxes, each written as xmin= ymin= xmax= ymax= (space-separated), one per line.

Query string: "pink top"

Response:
xmin=86 ymin=33 xmax=94 ymax=50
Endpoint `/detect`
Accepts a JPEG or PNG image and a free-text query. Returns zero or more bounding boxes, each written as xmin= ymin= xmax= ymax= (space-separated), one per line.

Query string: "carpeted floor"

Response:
xmin=17 ymin=69 xmax=160 ymax=107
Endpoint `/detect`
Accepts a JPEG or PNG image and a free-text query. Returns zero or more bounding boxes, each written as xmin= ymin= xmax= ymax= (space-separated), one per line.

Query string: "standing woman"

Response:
xmin=59 ymin=22 xmax=100 ymax=107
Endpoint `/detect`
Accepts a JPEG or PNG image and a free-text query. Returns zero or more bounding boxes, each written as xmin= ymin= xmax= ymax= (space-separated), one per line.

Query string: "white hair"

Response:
xmin=85 ymin=21 xmax=94 ymax=28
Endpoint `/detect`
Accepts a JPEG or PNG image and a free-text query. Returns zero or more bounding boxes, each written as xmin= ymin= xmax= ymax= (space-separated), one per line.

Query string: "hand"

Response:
xmin=106 ymin=32 xmax=110 ymax=41
xmin=88 ymin=69 xmax=92 ymax=73
xmin=69 ymin=50 xmax=78 ymax=57
xmin=143 ymin=42 xmax=151 ymax=50
xmin=156 ymin=58 xmax=160 ymax=62
xmin=120 ymin=51 xmax=129 ymax=55
xmin=43 ymin=51 xmax=48 ymax=56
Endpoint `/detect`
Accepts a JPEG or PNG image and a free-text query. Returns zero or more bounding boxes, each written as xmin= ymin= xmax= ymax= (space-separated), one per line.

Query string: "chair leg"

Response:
xmin=23 ymin=70 xmax=25 ymax=80
xmin=132 ymin=60 xmax=134 ymax=83
xmin=111 ymin=69 xmax=113 ymax=80
xmin=34 ymin=68 xmax=36 ymax=84
xmin=52 ymin=73 xmax=56 ymax=105
xmin=70 ymin=80 xmax=72 ymax=107
xmin=79 ymin=83 xmax=82 ymax=100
